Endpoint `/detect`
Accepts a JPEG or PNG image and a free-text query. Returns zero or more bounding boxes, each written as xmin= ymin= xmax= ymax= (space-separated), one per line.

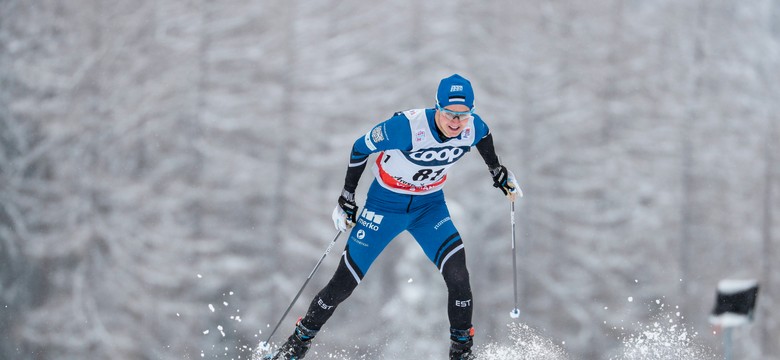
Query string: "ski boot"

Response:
xmin=264 ymin=319 xmax=318 ymax=360
xmin=449 ymin=327 xmax=475 ymax=360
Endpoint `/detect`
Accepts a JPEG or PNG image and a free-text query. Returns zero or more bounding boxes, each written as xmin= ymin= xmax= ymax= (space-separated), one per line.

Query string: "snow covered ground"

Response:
xmin=250 ymin=317 xmax=717 ymax=360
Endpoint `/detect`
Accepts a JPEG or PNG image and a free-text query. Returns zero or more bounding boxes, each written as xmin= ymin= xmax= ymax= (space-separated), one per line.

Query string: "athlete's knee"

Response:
xmin=443 ymin=263 xmax=470 ymax=284
xmin=321 ymin=250 xmax=364 ymax=304
xmin=441 ymin=250 xmax=471 ymax=293
xmin=319 ymin=272 xmax=356 ymax=306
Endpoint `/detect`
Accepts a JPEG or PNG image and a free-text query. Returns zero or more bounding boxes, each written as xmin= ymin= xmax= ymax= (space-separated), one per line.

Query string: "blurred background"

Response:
xmin=1 ymin=0 xmax=779 ymax=359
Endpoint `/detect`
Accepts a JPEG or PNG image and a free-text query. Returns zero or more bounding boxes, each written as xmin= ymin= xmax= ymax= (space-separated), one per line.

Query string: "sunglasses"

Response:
xmin=436 ymin=104 xmax=474 ymax=121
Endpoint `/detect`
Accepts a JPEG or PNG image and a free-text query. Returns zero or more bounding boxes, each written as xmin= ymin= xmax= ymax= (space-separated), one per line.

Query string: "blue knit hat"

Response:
xmin=436 ymin=74 xmax=475 ymax=109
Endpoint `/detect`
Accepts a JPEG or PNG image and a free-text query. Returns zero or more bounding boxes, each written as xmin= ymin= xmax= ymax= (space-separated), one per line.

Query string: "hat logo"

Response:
xmin=450 ymin=85 xmax=463 ymax=92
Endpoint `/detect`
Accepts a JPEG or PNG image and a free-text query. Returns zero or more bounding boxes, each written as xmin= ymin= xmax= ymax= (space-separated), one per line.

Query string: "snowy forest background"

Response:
xmin=2 ymin=0 xmax=779 ymax=359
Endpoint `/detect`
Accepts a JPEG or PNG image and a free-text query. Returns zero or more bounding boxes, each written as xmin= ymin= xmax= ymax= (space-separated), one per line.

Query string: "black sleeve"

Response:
xmin=475 ymin=133 xmax=501 ymax=169
xmin=343 ymin=147 xmax=369 ymax=193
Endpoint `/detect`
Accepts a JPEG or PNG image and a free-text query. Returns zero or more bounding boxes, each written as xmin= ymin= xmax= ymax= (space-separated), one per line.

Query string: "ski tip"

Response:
xmin=510 ymin=308 xmax=521 ymax=319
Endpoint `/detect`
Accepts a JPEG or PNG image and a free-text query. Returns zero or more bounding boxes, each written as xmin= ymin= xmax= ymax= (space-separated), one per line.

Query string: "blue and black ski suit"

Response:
xmin=300 ymin=107 xmax=502 ymax=333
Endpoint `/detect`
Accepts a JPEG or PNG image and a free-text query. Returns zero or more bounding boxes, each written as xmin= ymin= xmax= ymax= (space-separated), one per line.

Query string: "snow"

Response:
xmin=609 ymin=310 xmax=717 ymax=360
xmin=478 ymin=323 xmax=569 ymax=360
xmin=709 ymin=313 xmax=752 ymax=328
xmin=250 ymin=317 xmax=716 ymax=360
xmin=6 ymin=1 xmax=779 ymax=358
xmin=716 ymin=279 xmax=758 ymax=294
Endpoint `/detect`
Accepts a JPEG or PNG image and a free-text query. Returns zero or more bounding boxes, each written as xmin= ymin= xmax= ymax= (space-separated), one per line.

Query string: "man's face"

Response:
xmin=435 ymin=104 xmax=472 ymax=138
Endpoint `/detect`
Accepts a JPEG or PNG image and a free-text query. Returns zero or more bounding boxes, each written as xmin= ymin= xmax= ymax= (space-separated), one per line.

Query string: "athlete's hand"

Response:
xmin=332 ymin=190 xmax=358 ymax=232
xmin=490 ymin=165 xmax=523 ymax=202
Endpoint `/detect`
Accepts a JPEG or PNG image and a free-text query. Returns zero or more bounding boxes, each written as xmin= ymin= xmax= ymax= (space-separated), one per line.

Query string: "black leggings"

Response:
xmin=300 ymin=247 xmax=472 ymax=331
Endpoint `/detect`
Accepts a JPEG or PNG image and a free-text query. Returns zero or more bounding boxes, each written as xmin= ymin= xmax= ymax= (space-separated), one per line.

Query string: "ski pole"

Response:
xmin=509 ymin=201 xmax=521 ymax=319
xmin=259 ymin=230 xmax=343 ymax=350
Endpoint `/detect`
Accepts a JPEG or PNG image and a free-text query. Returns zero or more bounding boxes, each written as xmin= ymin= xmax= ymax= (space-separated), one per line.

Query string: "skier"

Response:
xmin=268 ymin=74 xmax=520 ymax=360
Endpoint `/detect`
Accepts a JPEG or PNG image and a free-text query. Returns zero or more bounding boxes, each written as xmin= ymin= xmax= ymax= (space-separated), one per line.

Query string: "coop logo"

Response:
xmin=406 ymin=146 xmax=469 ymax=166
xmin=450 ymin=85 xmax=463 ymax=92
xmin=358 ymin=209 xmax=383 ymax=231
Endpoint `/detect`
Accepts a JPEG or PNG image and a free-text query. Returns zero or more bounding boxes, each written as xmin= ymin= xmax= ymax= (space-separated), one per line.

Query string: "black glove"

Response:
xmin=333 ymin=189 xmax=358 ymax=231
xmin=490 ymin=165 xmax=511 ymax=195
xmin=490 ymin=165 xmax=521 ymax=201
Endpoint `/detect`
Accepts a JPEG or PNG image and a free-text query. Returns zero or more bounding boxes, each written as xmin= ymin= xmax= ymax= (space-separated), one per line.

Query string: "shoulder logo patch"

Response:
xmin=371 ymin=126 xmax=384 ymax=143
